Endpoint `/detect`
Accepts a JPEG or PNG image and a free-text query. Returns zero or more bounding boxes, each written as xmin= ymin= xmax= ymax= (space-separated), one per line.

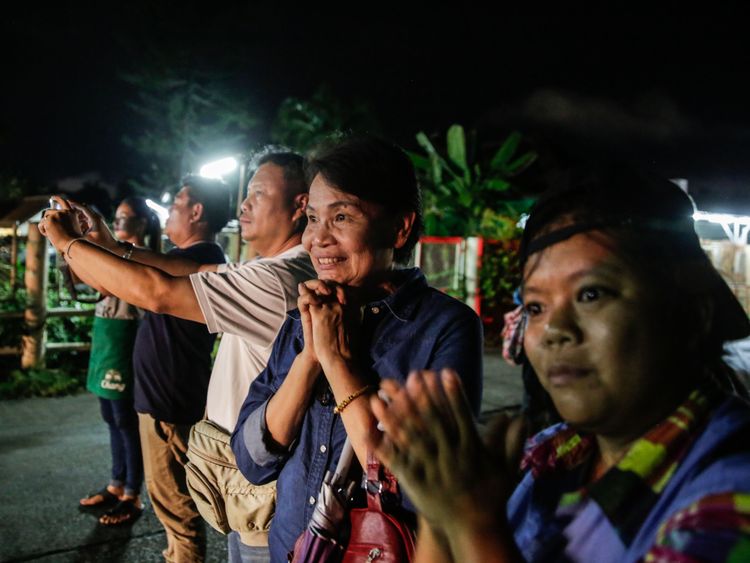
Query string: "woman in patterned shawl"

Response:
xmin=370 ymin=165 xmax=750 ymax=562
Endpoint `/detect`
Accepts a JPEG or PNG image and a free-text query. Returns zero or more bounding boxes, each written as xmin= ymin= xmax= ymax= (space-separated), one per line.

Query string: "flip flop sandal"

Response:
xmin=99 ymin=499 xmax=143 ymax=526
xmin=79 ymin=487 xmax=119 ymax=509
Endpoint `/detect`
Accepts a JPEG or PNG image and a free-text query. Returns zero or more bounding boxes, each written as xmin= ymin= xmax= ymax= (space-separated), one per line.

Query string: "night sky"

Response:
xmin=3 ymin=3 xmax=750 ymax=211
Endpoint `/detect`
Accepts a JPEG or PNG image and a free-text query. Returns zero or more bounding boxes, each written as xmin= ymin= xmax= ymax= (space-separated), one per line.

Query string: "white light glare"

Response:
xmin=693 ymin=211 xmax=750 ymax=227
xmin=146 ymin=199 xmax=170 ymax=226
xmin=693 ymin=210 xmax=750 ymax=245
xmin=160 ymin=191 xmax=171 ymax=204
xmin=199 ymin=157 xmax=238 ymax=179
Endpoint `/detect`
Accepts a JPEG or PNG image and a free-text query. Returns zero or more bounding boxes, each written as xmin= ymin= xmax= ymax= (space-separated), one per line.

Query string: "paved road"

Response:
xmin=0 ymin=352 xmax=522 ymax=562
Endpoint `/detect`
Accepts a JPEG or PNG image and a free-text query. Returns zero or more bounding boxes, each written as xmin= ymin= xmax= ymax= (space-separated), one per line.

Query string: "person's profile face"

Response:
xmin=302 ymin=174 xmax=394 ymax=287
xmin=164 ymin=186 xmax=194 ymax=243
xmin=521 ymin=231 xmax=678 ymax=437
xmin=239 ymin=163 xmax=300 ymax=246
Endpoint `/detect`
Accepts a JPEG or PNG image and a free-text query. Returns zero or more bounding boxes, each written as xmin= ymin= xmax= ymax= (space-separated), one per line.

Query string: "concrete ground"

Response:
xmin=0 ymin=351 xmax=522 ymax=562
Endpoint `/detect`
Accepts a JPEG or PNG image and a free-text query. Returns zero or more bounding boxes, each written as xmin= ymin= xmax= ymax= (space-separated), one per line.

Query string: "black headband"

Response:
xmin=521 ymin=216 xmax=697 ymax=265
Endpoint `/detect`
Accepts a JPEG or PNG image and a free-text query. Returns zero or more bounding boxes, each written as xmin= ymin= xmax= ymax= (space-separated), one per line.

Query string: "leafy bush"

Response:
xmin=410 ymin=125 xmax=536 ymax=238
xmin=480 ymin=239 xmax=522 ymax=346
xmin=0 ymin=241 xmax=93 ymax=395
xmin=0 ymin=367 xmax=84 ymax=399
xmin=409 ymin=125 xmax=536 ymax=339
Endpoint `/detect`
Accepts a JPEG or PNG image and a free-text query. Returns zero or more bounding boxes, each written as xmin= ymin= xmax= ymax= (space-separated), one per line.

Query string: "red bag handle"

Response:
xmin=365 ymin=451 xmax=399 ymax=511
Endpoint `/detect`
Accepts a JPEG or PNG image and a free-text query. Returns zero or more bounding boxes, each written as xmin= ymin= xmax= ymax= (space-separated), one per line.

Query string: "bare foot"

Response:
xmin=99 ymin=496 xmax=143 ymax=525
xmin=80 ymin=484 xmax=123 ymax=506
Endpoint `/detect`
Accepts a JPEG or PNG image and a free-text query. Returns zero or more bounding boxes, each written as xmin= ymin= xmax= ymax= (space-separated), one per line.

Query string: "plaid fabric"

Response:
xmin=645 ymin=492 xmax=750 ymax=562
xmin=520 ymin=387 xmax=724 ymax=548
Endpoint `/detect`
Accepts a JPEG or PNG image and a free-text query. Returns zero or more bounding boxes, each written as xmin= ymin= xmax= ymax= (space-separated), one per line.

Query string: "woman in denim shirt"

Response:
xmin=231 ymin=136 xmax=484 ymax=562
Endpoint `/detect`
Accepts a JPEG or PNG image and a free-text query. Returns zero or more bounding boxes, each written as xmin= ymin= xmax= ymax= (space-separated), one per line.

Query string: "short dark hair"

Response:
xmin=255 ymin=151 xmax=307 ymax=196
xmin=180 ymin=174 xmax=231 ymax=234
xmin=120 ymin=196 xmax=161 ymax=252
xmin=305 ymin=136 xmax=423 ymax=264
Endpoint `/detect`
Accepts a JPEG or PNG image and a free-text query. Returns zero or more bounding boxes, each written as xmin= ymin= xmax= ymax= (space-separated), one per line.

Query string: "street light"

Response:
xmin=199 ymin=157 xmax=238 ymax=179
xmin=198 ymin=155 xmax=246 ymax=217
xmin=145 ymin=199 xmax=170 ymax=227
xmin=198 ymin=155 xmax=248 ymax=261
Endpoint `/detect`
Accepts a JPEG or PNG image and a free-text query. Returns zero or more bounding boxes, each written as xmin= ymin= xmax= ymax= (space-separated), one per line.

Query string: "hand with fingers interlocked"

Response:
xmin=297 ymin=279 xmax=358 ymax=378
xmin=369 ymin=369 xmax=513 ymax=540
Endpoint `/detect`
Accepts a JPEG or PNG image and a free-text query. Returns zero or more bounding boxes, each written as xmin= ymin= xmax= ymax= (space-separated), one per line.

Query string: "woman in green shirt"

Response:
xmin=79 ymin=197 xmax=160 ymax=526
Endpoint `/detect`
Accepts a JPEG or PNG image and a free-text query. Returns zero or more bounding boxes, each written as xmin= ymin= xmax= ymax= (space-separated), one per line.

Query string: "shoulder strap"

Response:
xmin=365 ymin=450 xmax=400 ymax=511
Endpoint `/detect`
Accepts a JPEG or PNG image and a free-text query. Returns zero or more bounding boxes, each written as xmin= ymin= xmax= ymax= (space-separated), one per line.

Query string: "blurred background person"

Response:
xmin=78 ymin=196 xmax=160 ymax=526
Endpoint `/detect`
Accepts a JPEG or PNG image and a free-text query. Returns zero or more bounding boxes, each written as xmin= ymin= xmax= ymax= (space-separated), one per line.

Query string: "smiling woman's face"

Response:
xmin=302 ymin=174 xmax=395 ymax=287
xmin=522 ymin=231 xmax=685 ymax=438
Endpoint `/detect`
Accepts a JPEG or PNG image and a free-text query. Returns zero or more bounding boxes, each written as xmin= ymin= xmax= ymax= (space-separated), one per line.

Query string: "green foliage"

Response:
xmin=411 ymin=125 xmax=537 ymax=239
xmin=0 ymin=243 xmax=92 ymax=396
xmin=410 ymin=126 xmax=536 ymax=338
xmin=0 ymin=368 xmax=84 ymax=399
xmin=271 ymin=85 xmax=380 ymax=153
xmin=121 ymin=64 xmax=259 ymax=195
xmin=480 ymin=239 xmax=521 ymax=309
xmin=0 ymin=289 xmax=25 ymax=349
xmin=45 ymin=265 xmax=95 ymax=345
xmin=478 ymin=239 xmax=524 ymax=346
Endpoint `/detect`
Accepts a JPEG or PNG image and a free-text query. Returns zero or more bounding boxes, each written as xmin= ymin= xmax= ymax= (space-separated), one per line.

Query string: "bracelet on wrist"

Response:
xmin=63 ymin=238 xmax=85 ymax=259
xmin=333 ymin=385 xmax=374 ymax=415
xmin=118 ymin=241 xmax=135 ymax=260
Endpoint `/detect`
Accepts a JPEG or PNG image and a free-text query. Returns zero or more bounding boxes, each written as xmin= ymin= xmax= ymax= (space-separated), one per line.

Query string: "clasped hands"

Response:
xmin=38 ymin=196 xmax=117 ymax=252
xmin=297 ymin=279 xmax=357 ymax=375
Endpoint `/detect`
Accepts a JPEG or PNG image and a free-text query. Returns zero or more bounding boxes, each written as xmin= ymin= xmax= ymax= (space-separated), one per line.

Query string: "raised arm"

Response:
xmin=231 ymin=309 xmax=321 ymax=485
xmin=39 ymin=202 xmax=208 ymax=323
xmin=291 ymin=280 xmax=378 ymax=468
xmin=261 ymin=284 xmax=323 ymax=448
xmin=73 ymin=198 xmax=219 ymax=276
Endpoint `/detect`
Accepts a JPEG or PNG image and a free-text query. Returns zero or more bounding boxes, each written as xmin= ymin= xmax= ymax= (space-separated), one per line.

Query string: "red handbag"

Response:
xmin=343 ymin=453 xmax=416 ymax=562
xmin=291 ymin=444 xmax=415 ymax=563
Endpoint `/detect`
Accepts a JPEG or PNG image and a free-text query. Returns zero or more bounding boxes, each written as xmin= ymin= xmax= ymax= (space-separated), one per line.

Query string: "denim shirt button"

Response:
xmin=371 ymin=306 xmax=381 ymax=314
xmin=309 ymin=496 xmax=316 ymax=505
xmin=320 ymin=444 xmax=327 ymax=453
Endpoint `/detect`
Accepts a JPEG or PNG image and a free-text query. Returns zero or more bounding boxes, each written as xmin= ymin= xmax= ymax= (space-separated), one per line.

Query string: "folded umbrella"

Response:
xmin=291 ymin=439 xmax=357 ymax=563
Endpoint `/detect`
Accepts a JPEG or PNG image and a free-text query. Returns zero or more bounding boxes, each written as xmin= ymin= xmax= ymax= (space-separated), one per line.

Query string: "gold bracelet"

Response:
xmin=333 ymin=385 xmax=373 ymax=415
xmin=63 ymin=237 xmax=85 ymax=258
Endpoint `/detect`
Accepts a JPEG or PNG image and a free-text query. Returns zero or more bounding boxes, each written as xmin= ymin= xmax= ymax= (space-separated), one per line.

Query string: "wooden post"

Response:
xmin=10 ymin=222 xmax=18 ymax=292
xmin=21 ymin=223 xmax=48 ymax=369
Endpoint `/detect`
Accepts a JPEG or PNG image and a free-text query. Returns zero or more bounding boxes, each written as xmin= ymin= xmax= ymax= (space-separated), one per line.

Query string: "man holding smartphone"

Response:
xmin=41 ymin=152 xmax=314 ymax=562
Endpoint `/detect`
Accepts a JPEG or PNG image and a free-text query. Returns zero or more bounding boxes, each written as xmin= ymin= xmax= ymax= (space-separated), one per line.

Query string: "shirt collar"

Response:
xmin=365 ymin=267 xmax=427 ymax=321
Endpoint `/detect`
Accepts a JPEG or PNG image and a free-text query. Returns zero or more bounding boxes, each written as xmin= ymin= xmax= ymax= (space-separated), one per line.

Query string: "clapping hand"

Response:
xmin=369 ymin=369 xmax=512 ymax=536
